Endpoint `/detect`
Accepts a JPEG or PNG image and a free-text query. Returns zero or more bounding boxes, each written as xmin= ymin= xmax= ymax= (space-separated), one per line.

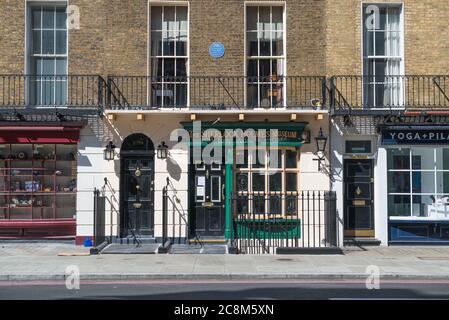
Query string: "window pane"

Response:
xmin=247 ymin=59 xmax=258 ymax=77
xmin=42 ymin=8 xmax=55 ymax=29
xmin=247 ymin=6 xmax=257 ymax=31
xmin=151 ymin=6 xmax=162 ymax=30
xmin=387 ymin=31 xmax=401 ymax=56
xmin=55 ymin=30 xmax=66 ymax=54
xmin=258 ymin=7 xmax=270 ymax=31
xmin=412 ymin=195 xmax=433 ymax=217
xmin=259 ymin=33 xmax=271 ymax=56
xmin=286 ymin=173 xmax=297 ymax=191
xmin=247 ymin=32 xmax=259 ymax=57
xmin=364 ymin=31 xmax=374 ymax=56
xmin=272 ymin=6 xmax=283 ymax=31
xmin=412 ymin=148 xmax=434 ymax=170
xmin=162 ymin=31 xmax=175 ymax=56
xmin=388 ymin=6 xmax=401 ymax=32
xmin=412 ymin=171 xmax=435 ymax=193
xmin=388 ymin=195 xmax=410 ymax=216
xmin=388 ymin=171 xmax=410 ymax=193
xmin=163 ymin=58 xmax=175 ymax=77
xmin=176 ymin=31 xmax=187 ymax=56
xmin=437 ymin=173 xmax=449 ymax=194
xmin=268 ymin=150 xmax=281 ymax=169
xmin=42 ymin=58 xmax=55 ymax=75
xmin=151 ymin=31 xmax=162 ymax=56
xmin=150 ymin=58 xmax=163 ymax=77
xmin=252 ymin=172 xmax=265 ymax=192
xmin=375 ymin=31 xmax=386 ymax=56
xmin=175 ymin=83 xmax=187 ymax=106
xmin=269 ymin=195 xmax=281 ymax=214
xmin=235 ymin=149 xmax=248 ymax=168
xmin=236 ymin=172 xmax=248 ymax=192
xmin=33 ymin=30 xmax=41 ymax=54
xmin=177 ymin=7 xmax=188 ymax=31
xmin=387 ymin=148 xmax=410 ymax=169
xmin=32 ymin=8 xmax=41 ymax=29
xmin=252 ymin=149 xmax=265 ymax=168
xmin=272 ymin=31 xmax=283 ymax=56
xmin=286 ymin=150 xmax=297 ymax=168
xmin=259 ymin=59 xmax=271 ymax=77
xmin=55 ymin=7 xmax=67 ymax=29
xmin=269 ymin=172 xmax=281 ymax=192
xmin=55 ymin=59 xmax=67 ymax=75
xmin=42 ymin=30 xmax=55 ymax=54
xmin=163 ymin=6 xmax=175 ymax=31
xmin=437 ymin=149 xmax=449 ymax=170
xmin=175 ymin=58 xmax=187 ymax=77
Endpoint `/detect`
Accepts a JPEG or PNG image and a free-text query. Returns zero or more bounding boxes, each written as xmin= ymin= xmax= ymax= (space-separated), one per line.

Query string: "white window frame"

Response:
xmin=244 ymin=3 xmax=287 ymax=109
xmin=26 ymin=2 xmax=68 ymax=106
xmin=148 ymin=3 xmax=189 ymax=108
xmin=362 ymin=3 xmax=404 ymax=108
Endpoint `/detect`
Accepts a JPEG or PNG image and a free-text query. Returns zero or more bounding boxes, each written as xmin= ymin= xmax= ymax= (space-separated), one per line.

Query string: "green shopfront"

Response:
xmin=181 ymin=122 xmax=309 ymax=243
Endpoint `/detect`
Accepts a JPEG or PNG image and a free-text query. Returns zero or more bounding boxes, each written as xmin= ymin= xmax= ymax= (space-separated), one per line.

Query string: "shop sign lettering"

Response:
xmin=382 ymin=128 xmax=449 ymax=145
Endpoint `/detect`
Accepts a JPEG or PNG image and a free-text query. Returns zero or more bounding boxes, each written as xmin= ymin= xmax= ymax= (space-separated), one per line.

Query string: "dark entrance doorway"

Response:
xmin=344 ymin=159 xmax=375 ymax=238
xmin=120 ymin=134 xmax=155 ymax=238
xmin=190 ymin=161 xmax=226 ymax=238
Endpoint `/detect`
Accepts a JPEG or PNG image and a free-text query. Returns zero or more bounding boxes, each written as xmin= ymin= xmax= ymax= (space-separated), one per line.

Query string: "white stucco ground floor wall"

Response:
xmin=75 ymin=113 xmax=331 ymax=245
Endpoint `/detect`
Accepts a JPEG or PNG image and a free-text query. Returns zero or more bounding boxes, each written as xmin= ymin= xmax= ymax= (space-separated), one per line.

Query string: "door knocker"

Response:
xmin=135 ymin=167 xmax=142 ymax=177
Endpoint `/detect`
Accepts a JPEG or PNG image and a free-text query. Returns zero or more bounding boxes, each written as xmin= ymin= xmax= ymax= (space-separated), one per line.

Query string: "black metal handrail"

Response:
xmin=330 ymin=75 xmax=449 ymax=111
xmin=231 ymin=190 xmax=338 ymax=254
xmin=107 ymin=76 xmax=327 ymax=110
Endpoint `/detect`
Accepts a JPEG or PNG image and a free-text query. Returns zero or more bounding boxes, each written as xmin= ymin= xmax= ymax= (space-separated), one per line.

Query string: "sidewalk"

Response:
xmin=1 ymin=243 xmax=449 ymax=281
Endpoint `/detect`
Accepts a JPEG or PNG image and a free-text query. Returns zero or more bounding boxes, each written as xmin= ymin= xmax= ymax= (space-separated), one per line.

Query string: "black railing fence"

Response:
xmin=0 ymin=74 xmax=447 ymax=113
xmin=93 ymin=188 xmax=106 ymax=247
xmin=330 ymin=75 xmax=449 ymax=111
xmin=107 ymin=76 xmax=326 ymax=110
xmin=230 ymin=191 xmax=338 ymax=254
xmin=0 ymin=75 xmax=105 ymax=110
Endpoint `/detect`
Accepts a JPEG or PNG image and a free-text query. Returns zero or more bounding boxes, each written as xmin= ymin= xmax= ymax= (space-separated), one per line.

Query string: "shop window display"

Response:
xmin=387 ymin=147 xmax=449 ymax=219
xmin=0 ymin=144 xmax=77 ymax=220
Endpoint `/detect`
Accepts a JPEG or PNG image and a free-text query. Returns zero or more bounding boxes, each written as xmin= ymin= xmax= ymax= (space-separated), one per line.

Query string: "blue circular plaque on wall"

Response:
xmin=209 ymin=42 xmax=225 ymax=59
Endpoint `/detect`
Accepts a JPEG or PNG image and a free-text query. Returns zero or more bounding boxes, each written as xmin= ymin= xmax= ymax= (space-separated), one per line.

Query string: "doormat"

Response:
xmin=101 ymin=244 xmax=160 ymax=254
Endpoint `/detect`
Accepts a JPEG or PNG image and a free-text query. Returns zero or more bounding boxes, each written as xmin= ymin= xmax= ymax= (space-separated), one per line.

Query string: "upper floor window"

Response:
xmin=363 ymin=4 xmax=403 ymax=107
xmin=246 ymin=5 xmax=285 ymax=108
xmin=28 ymin=4 xmax=68 ymax=105
xmin=150 ymin=5 xmax=188 ymax=108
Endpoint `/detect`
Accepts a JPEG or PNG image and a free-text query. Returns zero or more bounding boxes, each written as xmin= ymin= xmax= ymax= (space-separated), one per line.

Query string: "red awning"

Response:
xmin=0 ymin=126 xmax=81 ymax=143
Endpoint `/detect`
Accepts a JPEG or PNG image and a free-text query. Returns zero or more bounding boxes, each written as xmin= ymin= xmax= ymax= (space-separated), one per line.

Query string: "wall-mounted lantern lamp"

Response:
xmin=157 ymin=141 xmax=169 ymax=159
xmin=103 ymin=141 xmax=117 ymax=161
xmin=314 ymin=127 xmax=328 ymax=170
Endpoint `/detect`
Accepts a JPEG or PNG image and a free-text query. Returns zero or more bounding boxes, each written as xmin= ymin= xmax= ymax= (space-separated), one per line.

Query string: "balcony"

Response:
xmin=330 ymin=75 xmax=449 ymax=115
xmin=0 ymin=75 xmax=105 ymax=118
xmin=106 ymin=76 xmax=327 ymax=111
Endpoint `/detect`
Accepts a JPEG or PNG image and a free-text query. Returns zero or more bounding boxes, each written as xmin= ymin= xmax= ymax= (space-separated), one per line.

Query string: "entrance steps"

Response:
xmin=344 ymin=238 xmax=381 ymax=247
xmin=111 ymin=237 xmax=157 ymax=245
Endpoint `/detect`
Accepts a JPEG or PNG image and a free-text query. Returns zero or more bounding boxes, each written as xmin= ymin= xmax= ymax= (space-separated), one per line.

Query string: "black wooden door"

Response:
xmin=344 ymin=159 xmax=375 ymax=237
xmin=122 ymin=158 xmax=154 ymax=237
xmin=192 ymin=163 xmax=225 ymax=237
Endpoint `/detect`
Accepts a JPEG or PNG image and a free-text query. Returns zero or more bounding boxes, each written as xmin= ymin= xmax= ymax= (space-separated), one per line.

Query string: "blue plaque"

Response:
xmin=209 ymin=42 xmax=225 ymax=59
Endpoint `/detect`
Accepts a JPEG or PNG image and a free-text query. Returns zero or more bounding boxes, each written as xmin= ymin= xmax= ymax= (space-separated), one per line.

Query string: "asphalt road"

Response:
xmin=1 ymin=280 xmax=449 ymax=300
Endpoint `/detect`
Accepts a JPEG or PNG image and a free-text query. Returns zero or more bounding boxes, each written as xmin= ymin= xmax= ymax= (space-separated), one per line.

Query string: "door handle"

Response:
xmin=222 ymin=184 xmax=225 ymax=199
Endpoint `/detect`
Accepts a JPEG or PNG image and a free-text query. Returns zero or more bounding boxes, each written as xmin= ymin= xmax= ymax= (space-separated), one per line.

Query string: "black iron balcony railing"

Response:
xmin=330 ymin=75 xmax=449 ymax=112
xmin=0 ymin=75 xmax=105 ymax=115
xmin=0 ymin=74 xmax=448 ymax=115
xmin=107 ymin=76 xmax=327 ymax=110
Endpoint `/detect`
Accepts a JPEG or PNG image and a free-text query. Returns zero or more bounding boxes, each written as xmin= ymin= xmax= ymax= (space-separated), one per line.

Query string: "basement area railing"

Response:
xmin=230 ymin=191 xmax=338 ymax=254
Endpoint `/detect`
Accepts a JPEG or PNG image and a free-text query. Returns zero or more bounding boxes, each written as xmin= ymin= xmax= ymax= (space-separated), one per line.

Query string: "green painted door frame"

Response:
xmin=225 ymin=147 xmax=233 ymax=240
